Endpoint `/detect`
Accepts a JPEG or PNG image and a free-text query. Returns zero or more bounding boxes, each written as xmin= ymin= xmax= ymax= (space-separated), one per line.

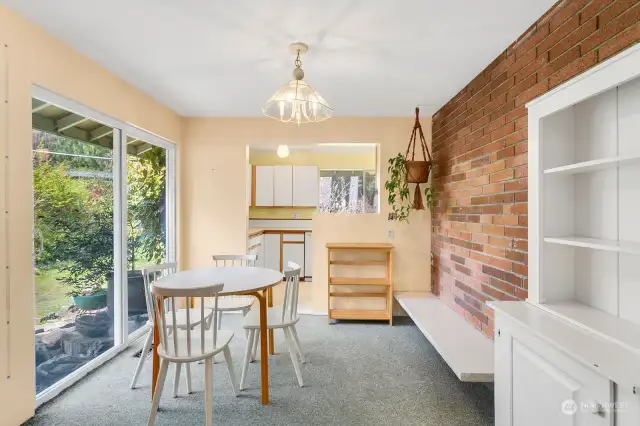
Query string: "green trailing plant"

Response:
xmin=385 ymin=153 xmax=435 ymax=223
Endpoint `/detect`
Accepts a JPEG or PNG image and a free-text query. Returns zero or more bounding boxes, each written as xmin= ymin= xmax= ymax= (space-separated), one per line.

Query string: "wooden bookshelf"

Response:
xmin=326 ymin=242 xmax=394 ymax=325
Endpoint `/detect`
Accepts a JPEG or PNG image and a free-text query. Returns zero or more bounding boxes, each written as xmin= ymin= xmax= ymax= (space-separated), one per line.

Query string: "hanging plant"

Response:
xmin=384 ymin=107 xmax=435 ymax=222
xmin=385 ymin=153 xmax=435 ymax=222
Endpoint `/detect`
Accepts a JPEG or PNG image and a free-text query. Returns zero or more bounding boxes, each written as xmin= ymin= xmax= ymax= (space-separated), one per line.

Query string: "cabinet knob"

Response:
xmin=589 ymin=401 xmax=604 ymax=416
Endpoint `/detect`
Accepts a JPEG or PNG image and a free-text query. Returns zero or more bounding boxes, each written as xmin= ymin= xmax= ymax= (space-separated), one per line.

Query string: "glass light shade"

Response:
xmin=262 ymin=80 xmax=332 ymax=124
xmin=277 ymin=144 xmax=290 ymax=158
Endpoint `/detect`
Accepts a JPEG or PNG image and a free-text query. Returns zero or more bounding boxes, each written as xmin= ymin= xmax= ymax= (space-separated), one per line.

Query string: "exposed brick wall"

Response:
xmin=430 ymin=0 xmax=640 ymax=339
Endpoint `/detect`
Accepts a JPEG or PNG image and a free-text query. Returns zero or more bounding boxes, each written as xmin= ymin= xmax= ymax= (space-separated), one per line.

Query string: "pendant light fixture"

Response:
xmin=262 ymin=42 xmax=333 ymax=125
xmin=276 ymin=144 xmax=290 ymax=158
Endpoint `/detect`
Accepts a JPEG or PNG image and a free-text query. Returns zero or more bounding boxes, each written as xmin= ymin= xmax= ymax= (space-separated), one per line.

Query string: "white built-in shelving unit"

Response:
xmin=492 ymin=44 xmax=640 ymax=426
xmin=535 ymin=56 xmax=640 ymax=344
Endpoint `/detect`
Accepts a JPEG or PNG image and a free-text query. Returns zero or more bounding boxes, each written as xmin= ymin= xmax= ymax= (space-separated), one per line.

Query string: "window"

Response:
xmin=319 ymin=170 xmax=378 ymax=213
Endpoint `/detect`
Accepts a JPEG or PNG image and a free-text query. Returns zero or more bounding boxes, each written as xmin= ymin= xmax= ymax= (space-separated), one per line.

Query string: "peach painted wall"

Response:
xmin=181 ymin=117 xmax=432 ymax=315
xmin=0 ymin=5 xmax=181 ymax=424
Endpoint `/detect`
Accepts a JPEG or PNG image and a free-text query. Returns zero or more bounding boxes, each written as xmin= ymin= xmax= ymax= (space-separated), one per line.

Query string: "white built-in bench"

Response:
xmin=394 ymin=292 xmax=494 ymax=382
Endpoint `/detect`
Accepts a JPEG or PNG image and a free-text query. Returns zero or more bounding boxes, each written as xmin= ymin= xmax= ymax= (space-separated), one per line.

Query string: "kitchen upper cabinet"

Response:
xmin=254 ymin=166 xmax=274 ymax=206
xmin=293 ymin=166 xmax=319 ymax=207
xmin=274 ymin=166 xmax=293 ymax=206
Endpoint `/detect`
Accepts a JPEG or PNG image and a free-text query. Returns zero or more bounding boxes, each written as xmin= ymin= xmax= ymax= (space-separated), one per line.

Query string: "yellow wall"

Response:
xmin=249 ymin=149 xmax=377 ymax=219
xmin=181 ymin=117 xmax=432 ymax=315
xmin=0 ymin=5 xmax=182 ymax=423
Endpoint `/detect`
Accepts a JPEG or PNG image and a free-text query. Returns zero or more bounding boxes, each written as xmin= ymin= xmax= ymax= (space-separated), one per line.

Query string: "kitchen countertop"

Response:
xmin=248 ymin=228 xmax=312 ymax=238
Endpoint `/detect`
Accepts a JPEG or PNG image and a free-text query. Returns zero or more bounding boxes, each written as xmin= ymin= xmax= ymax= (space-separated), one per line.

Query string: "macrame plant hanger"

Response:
xmin=405 ymin=107 xmax=433 ymax=210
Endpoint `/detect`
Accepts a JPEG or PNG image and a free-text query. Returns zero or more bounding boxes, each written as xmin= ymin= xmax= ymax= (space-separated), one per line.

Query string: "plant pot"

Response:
xmin=72 ymin=291 xmax=107 ymax=311
xmin=405 ymin=160 xmax=431 ymax=184
xmin=107 ymin=271 xmax=147 ymax=320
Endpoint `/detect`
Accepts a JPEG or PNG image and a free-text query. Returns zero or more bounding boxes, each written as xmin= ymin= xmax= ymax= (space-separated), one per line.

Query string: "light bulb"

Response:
xmin=277 ymin=144 xmax=290 ymax=158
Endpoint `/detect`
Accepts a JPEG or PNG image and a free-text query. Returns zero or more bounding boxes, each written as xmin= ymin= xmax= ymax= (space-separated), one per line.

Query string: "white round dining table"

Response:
xmin=150 ymin=266 xmax=284 ymax=405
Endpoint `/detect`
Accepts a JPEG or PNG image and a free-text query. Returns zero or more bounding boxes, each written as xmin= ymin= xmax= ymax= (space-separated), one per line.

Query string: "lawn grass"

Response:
xmin=34 ymin=269 xmax=70 ymax=319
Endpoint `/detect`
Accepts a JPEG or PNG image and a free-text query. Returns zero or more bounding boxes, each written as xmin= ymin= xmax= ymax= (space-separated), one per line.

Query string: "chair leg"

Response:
xmin=204 ymin=358 xmax=213 ymax=426
xmin=243 ymin=308 xmax=250 ymax=340
xmin=148 ymin=359 xmax=169 ymax=426
xmin=240 ymin=329 xmax=255 ymax=390
xmin=284 ymin=327 xmax=304 ymax=387
xmin=173 ymin=363 xmax=181 ymax=398
xmin=222 ymin=346 xmax=239 ymax=396
xmin=130 ymin=329 xmax=153 ymax=389
xmin=251 ymin=329 xmax=259 ymax=362
xmin=217 ymin=311 xmax=223 ymax=330
xmin=290 ymin=325 xmax=306 ymax=364
xmin=185 ymin=363 xmax=193 ymax=394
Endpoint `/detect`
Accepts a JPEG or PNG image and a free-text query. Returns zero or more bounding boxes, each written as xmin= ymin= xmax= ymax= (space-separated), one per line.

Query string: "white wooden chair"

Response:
xmin=206 ymin=255 xmax=257 ymax=330
xmin=130 ymin=263 xmax=214 ymax=395
xmin=148 ymin=280 xmax=238 ymax=426
xmin=240 ymin=262 xmax=305 ymax=389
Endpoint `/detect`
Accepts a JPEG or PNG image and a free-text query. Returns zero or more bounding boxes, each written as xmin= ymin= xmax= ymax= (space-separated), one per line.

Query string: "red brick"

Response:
xmin=513 ymin=263 xmax=528 ymax=275
xmin=598 ymin=23 xmax=640 ymax=61
xmin=489 ymin=257 xmax=513 ymax=271
xmin=489 ymin=236 xmax=512 ymax=248
xmin=483 ymin=183 xmax=504 ymax=194
xmin=485 ymin=245 xmax=506 ymax=258
xmin=505 ymin=226 xmax=528 ymax=239
xmin=515 ymin=54 xmax=549 ymax=83
xmin=549 ymin=50 xmax=598 ymax=88
xmin=600 ymin=0 xmax=640 ymax=26
xmin=493 ymin=215 xmax=519 ymax=226
xmin=497 ymin=146 xmax=516 ymax=160
xmin=519 ymin=216 xmax=529 ymax=227
xmin=580 ymin=0 xmax=612 ymax=23
xmin=482 ymin=204 xmax=503 ymax=214
xmin=511 ymin=23 xmax=551 ymax=59
xmin=539 ymin=45 xmax=581 ymax=80
xmin=582 ymin=3 xmax=640 ymax=53
xmin=490 ymin=169 xmax=515 ymax=183
xmin=508 ymin=73 xmax=537 ymax=101
xmin=505 ymin=178 xmax=527 ymax=192
xmin=537 ymin=14 xmax=581 ymax=55
xmin=506 ymin=153 xmax=528 ymax=168
xmin=505 ymin=250 xmax=525 ymax=263
xmin=483 ymin=225 xmax=505 ymax=236
xmin=483 ymin=159 xmax=506 ymax=174
xmin=515 ymin=79 xmax=550 ymax=106
xmin=515 ymin=141 xmax=528 ymax=155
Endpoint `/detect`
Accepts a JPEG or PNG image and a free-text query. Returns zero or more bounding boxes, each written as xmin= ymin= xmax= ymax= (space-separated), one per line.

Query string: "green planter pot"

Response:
xmin=72 ymin=291 xmax=107 ymax=311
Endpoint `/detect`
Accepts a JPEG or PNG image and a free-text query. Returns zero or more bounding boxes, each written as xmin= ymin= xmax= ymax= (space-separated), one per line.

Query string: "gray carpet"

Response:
xmin=26 ymin=315 xmax=494 ymax=425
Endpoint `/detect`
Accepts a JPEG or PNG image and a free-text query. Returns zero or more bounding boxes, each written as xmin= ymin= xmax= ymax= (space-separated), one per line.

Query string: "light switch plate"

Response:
xmin=293 ymin=212 xmax=300 ymax=219
xmin=387 ymin=230 xmax=394 ymax=239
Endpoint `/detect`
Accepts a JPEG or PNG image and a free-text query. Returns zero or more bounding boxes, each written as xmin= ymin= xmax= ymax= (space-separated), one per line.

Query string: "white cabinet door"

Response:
xmin=274 ymin=166 xmax=293 ymax=206
xmin=283 ymin=242 xmax=305 ymax=276
xmin=496 ymin=319 xmax=613 ymax=426
xmin=255 ymin=166 xmax=274 ymax=206
xmin=293 ymin=166 xmax=318 ymax=207
xmin=304 ymin=232 xmax=312 ymax=278
xmin=264 ymin=233 xmax=281 ymax=272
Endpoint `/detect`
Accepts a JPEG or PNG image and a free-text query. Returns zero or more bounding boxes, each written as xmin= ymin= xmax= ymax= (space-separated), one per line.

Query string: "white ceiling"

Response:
xmin=3 ymin=0 xmax=556 ymax=117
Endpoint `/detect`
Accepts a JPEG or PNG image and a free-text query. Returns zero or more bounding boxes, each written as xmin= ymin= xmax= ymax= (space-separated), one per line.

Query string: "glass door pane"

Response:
xmin=31 ymin=99 xmax=116 ymax=394
xmin=126 ymin=136 xmax=167 ymax=335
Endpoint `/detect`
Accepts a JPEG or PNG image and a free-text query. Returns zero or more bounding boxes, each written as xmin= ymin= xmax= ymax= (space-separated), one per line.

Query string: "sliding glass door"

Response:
xmin=30 ymin=88 xmax=176 ymax=404
xmin=125 ymin=137 xmax=168 ymax=335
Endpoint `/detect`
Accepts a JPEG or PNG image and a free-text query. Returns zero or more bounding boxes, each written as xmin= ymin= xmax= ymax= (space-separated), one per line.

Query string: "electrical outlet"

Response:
xmin=387 ymin=229 xmax=394 ymax=239
xmin=293 ymin=212 xmax=300 ymax=219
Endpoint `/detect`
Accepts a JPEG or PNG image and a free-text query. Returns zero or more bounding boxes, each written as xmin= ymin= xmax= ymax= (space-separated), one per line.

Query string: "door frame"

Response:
xmin=31 ymin=86 xmax=177 ymax=407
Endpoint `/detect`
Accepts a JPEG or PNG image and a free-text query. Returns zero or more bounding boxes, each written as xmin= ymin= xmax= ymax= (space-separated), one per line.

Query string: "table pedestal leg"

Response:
xmin=265 ymin=288 xmax=275 ymax=355
xmin=253 ymin=291 xmax=269 ymax=405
